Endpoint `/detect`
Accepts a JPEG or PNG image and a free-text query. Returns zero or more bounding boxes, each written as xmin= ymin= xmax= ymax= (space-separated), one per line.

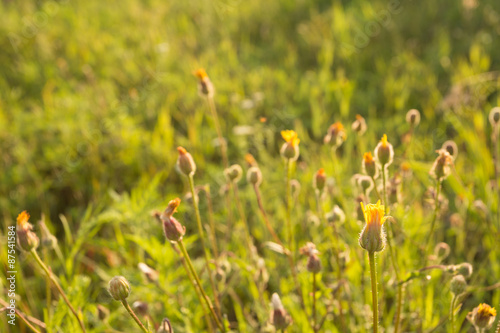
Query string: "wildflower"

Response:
xmin=374 ymin=134 xmax=394 ymax=167
xmin=16 ymin=211 xmax=39 ymax=252
xmin=441 ymin=140 xmax=458 ymax=160
xmin=193 ymin=68 xmax=214 ymax=97
xmin=280 ymin=130 xmax=300 ymax=161
xmin=160 ymin=198 xmax=186 ymax=243
xmin=489 ymin=107 xmax=500 ymax=127
xmin=406 ymin=109 xmax=421 ymax=126
xmin=359 ymin=201 xmax=387 ymax=253
xmin=351 ymin=114 xmax=367 ymax=135
xmin=450 ymin=275 xmax=467 ymax=296
xmin=324 ymin=122 xmax=347 ymax=147
xmin=430 ymin=149 xmax=453 ymax=181
xmin=469 ymin=303 xmax=497 ymax=329
xmin=176 ymin=147 xmax=196 ymax=176
xmin=245 ymin=153 xmax=258 ymax=167
xmin=247 ymin=166 xmax=263 ymax=186
xmin=270 ymin=293 xmax=292 ymax=330
xmin=363 ymin=152 xmax=379 ymax=178
xmin=300 ymin=242 xmax=322 ymax=274
xmin=108 ymin=276 xmax=131 ymax=301
xmin=313 ymin=168 xmax=327 ymax=192
xmin=224 ymin=164 xmax=243 ymax=183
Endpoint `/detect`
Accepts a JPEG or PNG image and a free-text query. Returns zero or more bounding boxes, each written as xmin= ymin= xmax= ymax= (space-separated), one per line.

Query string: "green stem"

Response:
xmin=370 ymin=176 xmax=382 ymax=202
xmin=178 ymin=240 xmax=225 ymax=332
xmin=312 ymin=273 xmax=317 ymax=332
xmin=253 ymin=184 xmax=284 ymax=247
xmin=188 ymin=175 xmax=222 ymax=318
xmin=394 ymin=284 xmax=404 ymax=333
xmin=30 ymin=250 xmax=86 ymax=333
xmin=120 ymin=299 xmax=149 ymax=333
xmin=285 ymin=159 xmax=293 ymax=254
xmin=368 ymin=251 xmax=379 ymax=333
xmin=427 ymin=179 xmax=442 ymax=254
xmin=449 ymin=295 xmax=456 ymax=333
xmin=232 ymin=183 xmax=254 ymax=255
xmin=207 ymin=96 xmax=228 ymax=169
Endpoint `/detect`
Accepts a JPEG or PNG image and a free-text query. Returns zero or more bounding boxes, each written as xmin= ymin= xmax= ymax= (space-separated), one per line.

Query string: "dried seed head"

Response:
xmin=246 ymin=166 xmax=263 ymax=186
xmin=450 ymin=274 xmax=467 ymax=296
xmin=280 ymin=130 xmax=300 ymax=161
xmin=270 ymin=293 xmax=292 ymax=330
xmin=469 ymin=303 xmax=497 ymax=329
xmin=489 ymin=107 xmax=500 ymax=127
xmin=176 ymin=147 xmax=196 ymax=176
xmin=194 ymin=68 xmax=214 ymax=97
xmin=359 ymin=201 xmax=387 ymax=253
xmin=441 ymin=140 xmax=458 ymax=160
xmin=374 ymin=134 xmax=394 ymax=167
xmin=454 ymin=262 xmax=473 ymax=278
xmin=224 ymin=164 xmax=243 ymax=183
xmin=430 ymin=149 xmax=453 ymax=181
xmin=324 ymin=122 xmax=347 ymax=147
xmin=157 ymin=318 xmax=174 ymax=333
xmin=16 ymin=211 xmax=39 ymax=252
xmin=406 ymin=109 xmax=421 ymax=126
xmin=362 ymin=152 xmax=379 ymax=178
xmin=160 ymin=198 xmax=186 ymax=243
xmin=351 ymin=114 xmax=367 ymax=135
xmin=313 ymin=168 xmax=327 ymax=192
xmin=108 ymin=276 xmax=131 ymax=301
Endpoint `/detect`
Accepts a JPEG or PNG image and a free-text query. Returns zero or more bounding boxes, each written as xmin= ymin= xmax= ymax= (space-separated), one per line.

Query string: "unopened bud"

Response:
xmin=16 ymin=211 xmax=39 ymax=252
xmin=161 ymin=198 xmax=185 ymax=243
xmin=138 ymin=262 xmax=159 ymax=282
xmin=271 ymin=293 xmax=292 ymax=330
xmin=362 ymin=152 xmax=378 ymax=178
xmin=406 ymin=109 xmax=421 ymax=126
xmin=374 ymin=134 xmax=394 ymax=167
xmin=352 ymin=115 xmax=367 ymax=135
xmin=441 ymin=140 xmax=458 ymax=160
xmin=97 ymin=304 xmax=110 ymax=321
xmin=430 ymin=149 xmax=453 ymax=181
xmin=247 ymin=166 xmax=262 ymax=186
xmin=108 ymin=276 xmax=131 ymax=301
xmin=489 ymin=107 xmax=500 ymax=127
xmin=194 ymin=68 xmax=214 ymax=98
xmin=357 ymin=175 xmax=374 ymax=194
xmin=314 ymin=168 xmax=326 ymax=191
xmin=176 ymin=147 xmax=196 ymax=176
xmin=450 ymin=274 xmax=467 ymax=296
xmin=157 ymin=318 xmax=174 ymax=333
xmin=224 ymin=164 xmax=243 ymax=183
xmin=454 ymin=262 xmax=473 ymax=278
xmin=326 ymin=205 xmax=346 ymax=225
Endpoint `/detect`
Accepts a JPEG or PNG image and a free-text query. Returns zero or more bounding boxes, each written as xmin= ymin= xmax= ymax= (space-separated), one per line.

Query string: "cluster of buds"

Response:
xmin=324 ymin=122 xmax=346 ymax=148
xmin=351 ymin=115 xmax=367 ymax=135
xmin=160 ymin=198 xmax=186 ymax=243
xmin=374 ymin=134 xmax=394 ymax=167
xmin=280 ymin=130 xmax=300 ymax=161
xmin=299 ymin=242 xmax=322 ymax=274
xmin=108 ymin=276 xmax=131 ymax=301
xmin=193 ymin=68 xmax=214 ymax=98
xmin=16 ymin=211 xmax=39 ymax=252
xmin=429 ymin=148 xmax=453 ymax=181
xmin=406 ymin=109 xmax=421 ymax=127
xmin=177 ymin=147 xmax=197 ymax=177
xmin=313 ymin=168 xmax=327 ymax=192
xmin=270 ymin=293 xmax=292 ymax=330
xmin=468 ymin=303 xmax=497 ymax=330
xmin=358 ymin=201 xmax=387 ymax=253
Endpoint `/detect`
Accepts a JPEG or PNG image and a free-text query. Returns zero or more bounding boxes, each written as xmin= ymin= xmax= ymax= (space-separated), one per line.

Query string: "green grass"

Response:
xmin=1 ymin=0 xmax=500 ymax=332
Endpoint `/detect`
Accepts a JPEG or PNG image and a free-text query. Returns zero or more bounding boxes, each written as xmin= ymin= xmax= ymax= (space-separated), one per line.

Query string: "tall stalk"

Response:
xmin=120 ymin=299 xmax=149 ymax=333
xmin=368 ymin=252 xmax=379 ymax=333
xmin=207 ymin=96 xmax=228 ymax=169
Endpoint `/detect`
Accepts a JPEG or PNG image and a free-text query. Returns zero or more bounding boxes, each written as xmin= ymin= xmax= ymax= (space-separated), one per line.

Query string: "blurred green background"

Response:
xmin=1 ymin=0 xmax=500 ymax=332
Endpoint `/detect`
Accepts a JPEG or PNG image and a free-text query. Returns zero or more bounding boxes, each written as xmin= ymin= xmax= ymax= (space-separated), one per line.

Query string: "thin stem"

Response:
xmin=312 ymin=273 xmax=318 ymax=332
xmin=30 ymin=250 xmax=86 ymax=333
xmin=253 ymin=184 xmax=284 ymax=247
xmin=427 ymin=178 xmax=442 ymax=254
xmin=285 ymin=159 xmax=293 ymax=254
xmin=394 ymin=284 xmax=404 ymax=333
xmin=449 ymin=295 xmax=456 ymax=333
xmin=368 ymin=251 xmax=379 ymax=333
xmin=187 ymin=175 xmax=222 ymax=318
xmin=370 ymin=176 xmax=382 ymax=202
xmin=201 ymin=185 xmax=219 ymax=259
xmin=178 ymin=240 xmax=225 ymax=332
xmin=232 ymin=183 xmax=254 ymax=255
xmin=492 ymin=126 xmax=500 ymax=230
xmin=120 ymin=300 xmax=149 ymax=333
xmin=207 ymin=96 xmax=228 ymax=169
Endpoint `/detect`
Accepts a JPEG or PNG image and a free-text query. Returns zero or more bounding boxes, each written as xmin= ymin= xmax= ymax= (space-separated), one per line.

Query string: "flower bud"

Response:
xmin=161 ymin=198 xmax=186 ymax=243
xmin=138 ymin=262 xmax=159 ymax=282
xmin=450 ymin=274 xmax=467 ymax=296
xmin=430 ymin=149 xmax=453 ymax=181
xmin=157 ymin=318 xmax=174 ymax=333
xmin=441 ymin=140 xmax=458 ymax=160
xmin=108 ymin=276 xmax=131 ymax=301
xmin=313 ymin=168 xmax=327 ymax=192
xmin=280 ymin=130 xmax=300 ymax=161
xmin=326 ymin=205 xmax=346 ymax=225
xmin=324 ymin=122 xmax=346 ymax=147
xmin=406 ymin=109 xmax=421 ymax=126
xmin=357 ymin=175 xmax=374 ymax=194
xmin=351 ymin=115 xmax=367 ymax=135
xmin=247 ymin=166 xmax=262 ymax=186
xmin=362 ymin=152 xmax=378 ymax=178
xmin=176 ymin=147 xmax=196 ymax=176
xmin=489 ymin=107 xmax=500 ymax=127
xmin=194 ymin=68 xmax=214 ymax=98
xmin=358 ymin=201 xmax=387 ymax=253
xmin=16 ymin=211 xmax=39 ymax=252
xmin=374 ymin=134 xmax=394 ymax=167
xmin=270 ymin=293 xmax=292 ymax=330
xmin=454 ymin=262 xmax=473 ymax=278
xmin=300 ymin=243 xmax=322 ymax=274
xmin=224 ymin=164 xmax=243 ymax=183
xmin=132 ymin=301 xmax=149 ymax=316
xmin=469 ymin=303 xmax=497 ymax=329
xmin=97 ymin=304 xmax=110 ymax=321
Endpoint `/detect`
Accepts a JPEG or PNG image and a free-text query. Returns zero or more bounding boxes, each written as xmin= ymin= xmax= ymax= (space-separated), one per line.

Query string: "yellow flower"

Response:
xmin=193 ymin=68 xmax=208 ymax=81
xmin=281 ymin=130 xmax=300 ymax=147
xmin=362 ymin=152 xmax=378 ymax=178
xmin=324 ymin=122 xmax=346 ymax=146
xmin=359 ymin=201 xmax=387 ymax=253
xmin=477 ymin=303 xmax=497 ymax=317
xmin=374 ymin=134 xmax=394 ymax=166
xmin=17 ymin=211 xmax=30 ymax=228
xmin=470 ymin=303 xmax=497 ymax=328
xmin=380 ymin=134 xmax=388 ymax=147
xmin=16 ymin=210 xmax=39 ymax=251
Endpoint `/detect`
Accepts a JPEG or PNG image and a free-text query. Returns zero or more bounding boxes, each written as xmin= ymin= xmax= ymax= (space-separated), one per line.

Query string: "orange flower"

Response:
xmin=359 ymin=201 xmax=387 ymax=253
xmin=280 ymin=130 xmax=300 ymax=160
xmin=193 ymin=68 xmax=208 ymax=81
xmin=281 ymin=130 xmax=300 ymax=147
xmin=17 ymin=211 xmax=30 ymax=228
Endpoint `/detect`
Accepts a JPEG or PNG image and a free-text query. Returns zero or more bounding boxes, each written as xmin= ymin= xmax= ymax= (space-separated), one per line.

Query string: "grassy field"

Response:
xmin=1 ymin=0 xmax=500 ymax=332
